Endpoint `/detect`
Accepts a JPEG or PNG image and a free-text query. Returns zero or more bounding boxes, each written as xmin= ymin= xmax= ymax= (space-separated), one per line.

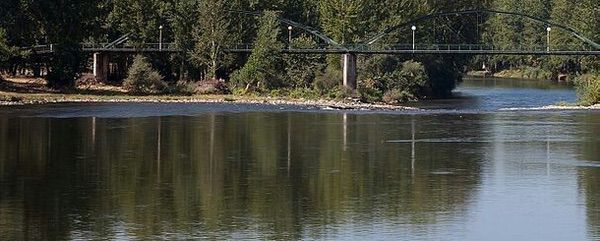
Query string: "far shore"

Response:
xmin=0 ymin=92 xmax=420 ymax=111
xmin=0 ymin=76 xmax=419 ymax=111
xmin=1 ymin=77 xmax=598 ymax=111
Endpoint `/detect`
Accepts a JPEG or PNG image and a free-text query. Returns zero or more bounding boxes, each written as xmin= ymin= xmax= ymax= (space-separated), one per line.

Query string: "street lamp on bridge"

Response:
xmin=159 ymin=25 xmax=164 ymax=51
xmin=411 ymin=25 xmax=417 ymax=51
xmin=288 ymin=26 xmax=293 ymax=49
xmin=546 ymin=27 xmax=552 ymax=52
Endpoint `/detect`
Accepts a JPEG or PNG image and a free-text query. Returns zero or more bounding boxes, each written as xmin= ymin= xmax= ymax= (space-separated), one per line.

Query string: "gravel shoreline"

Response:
xmin=0 ymin=96 xmax=420 ymax=111
xmin=1 ymin=95 xmax=598 ymax=111
xmin=500 ymin=104 xmax=600 ymax=111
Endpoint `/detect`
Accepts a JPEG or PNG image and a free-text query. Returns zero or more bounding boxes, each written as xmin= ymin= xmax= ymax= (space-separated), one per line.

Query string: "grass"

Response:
xmin=494 ymin=67 xmax=553 ymax=80
xmin=575 ymin=74 xmax=600 ymax=106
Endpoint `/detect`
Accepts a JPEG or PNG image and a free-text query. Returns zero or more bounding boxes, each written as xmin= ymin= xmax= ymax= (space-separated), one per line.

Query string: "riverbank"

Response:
xmin=0 ymin=78 xmax=416 ymax=110
xmin=466 ymin=67 xmax=555 ymax=81
xmin=2 ymin=77 xmax=599 ymax=111
xmin=501 ymin=104 xmax=600 ymax=111
xmin=0 ymin=93 xmax=420 ymax=110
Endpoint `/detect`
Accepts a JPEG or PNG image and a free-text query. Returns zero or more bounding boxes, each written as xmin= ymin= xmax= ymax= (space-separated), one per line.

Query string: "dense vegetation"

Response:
xmin=0 ymin=0 xmax=598 ymax=103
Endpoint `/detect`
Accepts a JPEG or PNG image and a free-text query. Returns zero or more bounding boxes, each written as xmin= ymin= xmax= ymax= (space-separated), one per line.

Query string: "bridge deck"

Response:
xmin=27 ymin=43 xmax=600 ymax=55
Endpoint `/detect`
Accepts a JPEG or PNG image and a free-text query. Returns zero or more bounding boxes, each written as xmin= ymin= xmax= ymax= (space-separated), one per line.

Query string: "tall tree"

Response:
xmin=21 ymin=0 xmax=99 ymax=87
xmin=231 ymin=11 xmax=283 ymax=91
xmin=318 ymin=0 xmax=371 ymax=44
xmin=108 ymin=0 xmax=171 ymax=44
xmin=169 ymin=0 xmax=199 ymax=79
xmin=191 ymin=0 xmax=234 ymax=80
xmin=572 ymin=0 xmax=600 ymax=72
xmin=0 ymin=28 xmax=9 ymax=71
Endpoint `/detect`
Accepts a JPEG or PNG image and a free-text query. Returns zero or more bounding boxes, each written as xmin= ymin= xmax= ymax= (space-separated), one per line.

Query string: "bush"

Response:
xmin=358 ymin=81 xmax=383 ymax=103
xmin=327 ymin=86 xmax=355 ymax=100
xmin=494 ymin=67 xmax=553 ymax=80
xmin=314 ymin=69 xmax=341 ymax=94
xmin=356 ymin=60 xmax=428 ymax=103
xmin=192 ymin=79 xmax=230 ymax=95
xmin=289 ymin=87 xmax=320 ymax=99
xmin=575 ymin=74 xmax=600 ymax=106
xmin=123 ymin=55 xmax=166 ymax=95
xmin=164 ymin=81 xmax=195 ymax=96
xmin=382 ymin=89 xmax=415 ymax=104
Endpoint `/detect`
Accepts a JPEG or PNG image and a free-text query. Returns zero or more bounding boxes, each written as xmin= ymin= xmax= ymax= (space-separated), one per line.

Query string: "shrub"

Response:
xmin=327 ymin=86 xmax=355 ymax=100
xmin=314 ymin=69 xmax=341 ymax=94
xmin=356 ymin=60 xmax=428 ymax=103
xmin=164 ymin=81 xmax=195 ymax=96
xmin=123 ymin=55 xmax=166 ymax=95
xmin=575 ymin=74 xmax=600 ymax=106
xmin=289 ymin=87 xmax=320 ymax=99
xmin=192 ymin=79 xmax=230 ymax=95
xmin=382 ymin=89 xmax=415 ymax=104
xmin=358 ymin=81 xmax=383 ymax=103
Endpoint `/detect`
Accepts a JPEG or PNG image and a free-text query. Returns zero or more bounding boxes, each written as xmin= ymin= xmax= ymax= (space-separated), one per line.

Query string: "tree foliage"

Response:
xmin=284 ymin=35 xmax=325 ymax=88
xmin=230 ymin=11 xmax=283 ymax=91
xmin=123 ymin=55 xmax=166 ymax=94
xmin=191 ymin=0 xmax=233 ymax=80
xmin=0 ymin=0 xmax=598 ymax=96
xmin=108 ymin=0 xmax=170 ymax=44
xmin=0 ymin=29 xmax=9 ymax=63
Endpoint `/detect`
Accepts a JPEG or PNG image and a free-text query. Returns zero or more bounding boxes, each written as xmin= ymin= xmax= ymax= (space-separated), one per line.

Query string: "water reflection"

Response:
xmin=578 ymin=114 xmax=600 ymax=240
xmin=0 ymin=111 xmax=598 ymax=240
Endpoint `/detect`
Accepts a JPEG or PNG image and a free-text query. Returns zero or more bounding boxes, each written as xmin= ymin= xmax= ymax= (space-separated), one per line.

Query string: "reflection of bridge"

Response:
xmin=28 ymin=9 xmax=600 ymax=88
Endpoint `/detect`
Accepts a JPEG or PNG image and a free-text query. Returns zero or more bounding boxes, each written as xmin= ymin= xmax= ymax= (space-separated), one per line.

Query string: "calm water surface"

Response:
xmin=0 ymin=78 xmax=598 ymax=240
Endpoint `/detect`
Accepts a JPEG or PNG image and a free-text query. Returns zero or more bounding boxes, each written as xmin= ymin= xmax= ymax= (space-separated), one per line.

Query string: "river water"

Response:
xmin=0 ymin=78 xmax=598 ymax=240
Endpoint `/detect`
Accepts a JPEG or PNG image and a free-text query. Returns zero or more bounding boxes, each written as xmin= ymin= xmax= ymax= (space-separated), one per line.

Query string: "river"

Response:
xmin=0 ymin=78 xmax=598 ymax=240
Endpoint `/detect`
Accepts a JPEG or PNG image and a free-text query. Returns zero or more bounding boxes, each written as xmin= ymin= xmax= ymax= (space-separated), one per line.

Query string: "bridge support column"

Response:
xmin=93 ymin=52 xmax=109 ymax=82
xmin=343 ymin=53 xmax=357 ymax=89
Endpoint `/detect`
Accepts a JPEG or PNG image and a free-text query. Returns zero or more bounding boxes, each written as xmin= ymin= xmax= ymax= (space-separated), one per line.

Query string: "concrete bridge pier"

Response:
xmin=93 ymin=52 xmax=109 ymax=82
xmin=342 ymin=53 xmax=357 ymax=89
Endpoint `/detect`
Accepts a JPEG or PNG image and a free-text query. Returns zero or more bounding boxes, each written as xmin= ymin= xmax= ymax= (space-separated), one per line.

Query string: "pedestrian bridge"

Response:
xmin=25 ymin=8 xmax=600 ymax=88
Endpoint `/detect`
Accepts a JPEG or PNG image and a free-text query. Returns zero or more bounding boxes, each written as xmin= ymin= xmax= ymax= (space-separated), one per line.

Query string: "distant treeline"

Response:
xmin=0 ymin=0 xmax=598 ymax=99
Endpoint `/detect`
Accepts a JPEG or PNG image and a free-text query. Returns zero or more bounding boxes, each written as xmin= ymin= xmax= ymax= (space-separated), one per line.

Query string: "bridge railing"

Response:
xmin=23 ymin=42 xmax=600 ymax=54
xmin=355 ymin=44 xmax=597 ymax=52
xmin=82 ymin=42 xmax=179 ymax=51
xmin=226 ymin=43 xmax=342 ymax=51
xmin=225 ymin=43 xmax=598 ymax=52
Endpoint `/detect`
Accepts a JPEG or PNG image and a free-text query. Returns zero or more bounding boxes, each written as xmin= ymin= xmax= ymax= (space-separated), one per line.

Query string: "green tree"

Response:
xmin=22 ymin=0 xmax=99 ymax=87
xmin=572 ymin=0 xmax=600 ymax=72
xmin=230 ymin=11 xmax=284 ymax=91
xmin=123 ymin=55 xmax=166 ymax=94
xmin=548 ymin=0 xmax=578 ymax=73
xmin=169 ymin=0 xmax=199 ymax=79
xmin=0 ymin=29 xmax=9 ymax=63
xmin=191 ymin=0 xmax=233 ymax=80
xmin=483 ymin=0 xmax=524 ymax=68
xmin=108 ymin=0 xmax=171 ymax=44
xmin=284 ymin=35 xmax=325 ymax=88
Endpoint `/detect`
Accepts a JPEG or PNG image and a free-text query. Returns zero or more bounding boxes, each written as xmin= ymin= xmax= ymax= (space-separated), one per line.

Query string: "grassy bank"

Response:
xmin=467 ymin=67 xmax=554 ymax=80
xmin=0 ymin=77 xmax=414 ymax=110
xmin=493 ymin=67 xmax=553 ymax=80
xmin=575 ymin=73 xmax=600 ymax=106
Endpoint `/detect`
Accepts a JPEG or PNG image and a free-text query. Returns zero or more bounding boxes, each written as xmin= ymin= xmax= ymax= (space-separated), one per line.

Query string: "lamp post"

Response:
xmin=159 ymin=25 xmax=163 ymax=50
xmin=411 ymin=25 xmax=417 ymax=51
xmin=546 ymin=26 xmax=551 ymax=52
xmin=288 ymin=26 xmax=293 ymax=49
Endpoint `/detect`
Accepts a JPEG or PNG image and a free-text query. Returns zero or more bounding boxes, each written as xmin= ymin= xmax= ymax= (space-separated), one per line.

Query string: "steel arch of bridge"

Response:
xmin=364 ymin=9 xmax=600 ymax=50
xmin=228 ymin=10 xmax=343 ymax=49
